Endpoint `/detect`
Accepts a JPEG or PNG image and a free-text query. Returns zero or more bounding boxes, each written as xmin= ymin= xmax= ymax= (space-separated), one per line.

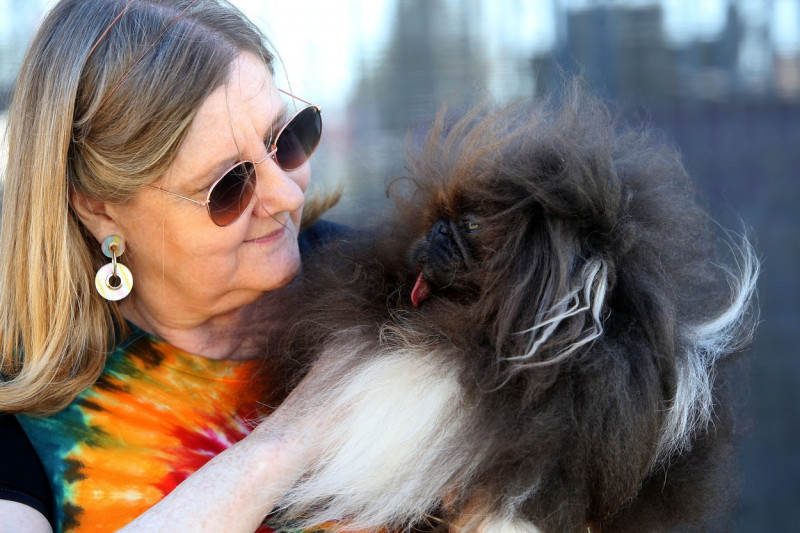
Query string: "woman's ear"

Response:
xmin=68 ymin=188 xmax=121 ymax=244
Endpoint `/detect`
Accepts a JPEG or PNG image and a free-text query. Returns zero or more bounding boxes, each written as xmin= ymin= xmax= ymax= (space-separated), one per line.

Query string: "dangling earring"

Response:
xmin=94 ymin=235 xmax=133 ymax=301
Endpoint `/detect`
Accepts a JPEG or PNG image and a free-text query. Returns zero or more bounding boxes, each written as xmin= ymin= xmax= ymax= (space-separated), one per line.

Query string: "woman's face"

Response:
xmin=108 ymin=53 xmax=309 ymax=328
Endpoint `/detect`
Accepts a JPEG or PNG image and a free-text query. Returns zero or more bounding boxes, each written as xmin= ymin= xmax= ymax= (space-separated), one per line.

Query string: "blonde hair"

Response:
xmin=0 ymin=0 xmax=275 ymax=415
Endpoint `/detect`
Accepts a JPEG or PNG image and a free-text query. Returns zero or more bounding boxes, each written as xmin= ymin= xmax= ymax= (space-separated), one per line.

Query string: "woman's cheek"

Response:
xmin=292 ymin=165 xmax=312 ymax=193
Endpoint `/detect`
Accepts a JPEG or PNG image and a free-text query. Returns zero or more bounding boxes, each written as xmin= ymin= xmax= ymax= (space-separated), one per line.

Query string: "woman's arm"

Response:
xmin=117 ymin=406 xmax=313 ymax=533
xmin=0 ymin=424 xmax=305 ymax=533
xmin=0 ymin=501 xmax=53 ymax=533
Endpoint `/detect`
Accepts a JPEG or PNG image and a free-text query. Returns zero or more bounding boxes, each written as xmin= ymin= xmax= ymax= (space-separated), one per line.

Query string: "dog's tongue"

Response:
xmin=411 ymin=272 xmax=431 ymax=308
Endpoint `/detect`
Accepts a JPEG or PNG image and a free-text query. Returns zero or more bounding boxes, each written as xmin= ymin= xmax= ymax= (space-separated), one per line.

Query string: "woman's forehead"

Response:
xmin=168 ymin=53 xmax=283 ymax=185
xmin=192 ymin=53 xmax=281 ymax=146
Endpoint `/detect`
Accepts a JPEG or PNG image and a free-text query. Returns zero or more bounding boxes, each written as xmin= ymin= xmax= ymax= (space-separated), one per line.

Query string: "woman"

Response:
xmin=0 ymin=0 xmax=332 ymax=531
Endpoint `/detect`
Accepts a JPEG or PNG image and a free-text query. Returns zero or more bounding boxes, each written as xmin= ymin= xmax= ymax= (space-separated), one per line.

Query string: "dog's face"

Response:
xmin=408 ymin=214 xmax=483 ymax=307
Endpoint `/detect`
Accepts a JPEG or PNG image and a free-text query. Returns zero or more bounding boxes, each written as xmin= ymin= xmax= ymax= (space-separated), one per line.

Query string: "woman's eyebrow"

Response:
xmin=267 ymin=104 xmax=289 ymax=145
xmin=191 ymin=104 xmax=290 ymax=194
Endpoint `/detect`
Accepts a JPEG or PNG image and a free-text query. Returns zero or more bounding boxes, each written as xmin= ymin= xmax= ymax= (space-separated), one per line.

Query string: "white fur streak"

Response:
xmin=274 ymin=341 xmax=475 ymax=531
xmin=511 ymin=258 xmax=609 ymax=367
xmin=656 ymin=237 xmax=759 ymax=464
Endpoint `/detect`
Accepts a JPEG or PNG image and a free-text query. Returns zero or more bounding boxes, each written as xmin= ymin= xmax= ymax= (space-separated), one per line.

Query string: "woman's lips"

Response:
xmin=245 ymin=225 xmax=286 ymax=244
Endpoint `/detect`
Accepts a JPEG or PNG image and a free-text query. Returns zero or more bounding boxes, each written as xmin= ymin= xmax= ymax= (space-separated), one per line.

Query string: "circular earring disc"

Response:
xmin=101 ymin=235 xmax=125 ymax=258
xmin=94 ymin=262 xmax=133 ymax=301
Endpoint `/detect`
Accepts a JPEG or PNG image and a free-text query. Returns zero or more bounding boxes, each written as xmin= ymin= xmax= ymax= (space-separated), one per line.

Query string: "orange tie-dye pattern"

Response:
xmin=20 ymin=327 xmax=273 ymax=532
xmin=67 ymin=340 xmax=268 ymax=531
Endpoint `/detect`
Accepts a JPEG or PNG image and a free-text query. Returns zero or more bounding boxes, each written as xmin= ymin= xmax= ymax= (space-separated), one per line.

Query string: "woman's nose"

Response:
xmin=251 ymin=158 xmax=305 ymax=217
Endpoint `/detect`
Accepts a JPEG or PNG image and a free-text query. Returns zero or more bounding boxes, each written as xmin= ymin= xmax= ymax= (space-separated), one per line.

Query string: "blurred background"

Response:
xmin=1 ymin=0 xmax=797 ymax=530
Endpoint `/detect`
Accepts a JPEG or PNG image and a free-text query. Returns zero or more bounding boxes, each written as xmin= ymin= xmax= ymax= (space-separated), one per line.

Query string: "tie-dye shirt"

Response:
xmin=17 ymin=323 xmax=280 ymax=532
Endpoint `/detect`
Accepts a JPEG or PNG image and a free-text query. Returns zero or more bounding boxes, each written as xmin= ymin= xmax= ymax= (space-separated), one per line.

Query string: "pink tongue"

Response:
xmin=411 ymin=272 xmax=431 ymax=308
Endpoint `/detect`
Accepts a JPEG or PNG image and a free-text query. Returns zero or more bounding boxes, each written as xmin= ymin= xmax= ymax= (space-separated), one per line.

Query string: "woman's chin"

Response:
xmin=255 ymin=247 xmax=302 ymax=292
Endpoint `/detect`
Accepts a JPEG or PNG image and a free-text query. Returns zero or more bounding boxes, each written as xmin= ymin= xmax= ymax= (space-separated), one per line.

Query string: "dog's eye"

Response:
xmin=461 ymin=218 xmax=481 ymax=233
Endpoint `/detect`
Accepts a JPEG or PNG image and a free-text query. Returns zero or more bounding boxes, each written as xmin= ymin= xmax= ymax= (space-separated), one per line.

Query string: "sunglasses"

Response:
xmin=149 ymin=89 xmax=322 ymax=226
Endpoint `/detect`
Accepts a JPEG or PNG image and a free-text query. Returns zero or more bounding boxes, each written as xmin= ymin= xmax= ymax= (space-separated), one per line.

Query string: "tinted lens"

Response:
xmin=207 ymin=162 xmax=256 ymax=226
xmin=274 ymin=106 xmax=322 ymax=171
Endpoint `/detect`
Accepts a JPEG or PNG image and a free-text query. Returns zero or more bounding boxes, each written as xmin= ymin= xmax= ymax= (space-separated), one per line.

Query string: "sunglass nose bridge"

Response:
xmin=254 ymin=147 xmax=277 ymax=165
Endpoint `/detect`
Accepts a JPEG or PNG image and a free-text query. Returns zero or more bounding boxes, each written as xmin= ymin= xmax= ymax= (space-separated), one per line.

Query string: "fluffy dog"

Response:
xmin=252 ymin=87 xmax=758 ymax=532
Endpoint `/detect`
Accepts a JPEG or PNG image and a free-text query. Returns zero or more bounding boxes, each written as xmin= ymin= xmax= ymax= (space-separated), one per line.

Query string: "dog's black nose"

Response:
xmin=433 ymin=220 xmax=450 ymax=235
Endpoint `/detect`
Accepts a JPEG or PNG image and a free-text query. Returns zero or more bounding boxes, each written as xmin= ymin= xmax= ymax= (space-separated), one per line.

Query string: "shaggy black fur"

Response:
xmin=250 ymin=85 xmax=757 ymax=532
